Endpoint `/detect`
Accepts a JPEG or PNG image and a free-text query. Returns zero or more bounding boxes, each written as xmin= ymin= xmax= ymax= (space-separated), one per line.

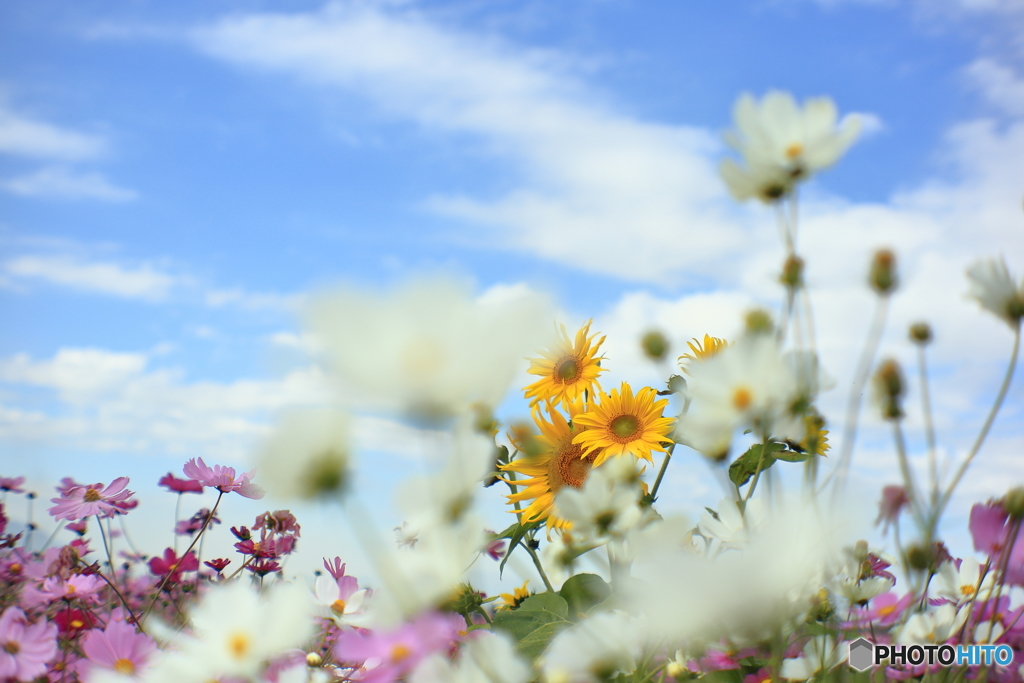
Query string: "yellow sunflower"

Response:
xmin=500 ymin=399 xmax=600 ymax=531
xmin=801 ymin=414 xmax=830 ymax=457
xmin=496 ymin=580 xmax=531 ymax=611
xmin=572 ymin=383 xmax=674 ymax=466
xmin=678 ymin=334 xmax=730 ymax=375
xmin=524 ymin=321 xmax=606 ymax=407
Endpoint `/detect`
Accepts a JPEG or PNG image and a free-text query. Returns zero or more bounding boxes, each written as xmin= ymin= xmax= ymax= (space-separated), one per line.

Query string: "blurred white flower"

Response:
xmin=934 ymin=557 xmax=994 ymax=605
xmin=256 ymin=407 xmax=351 ymax=501
xmin=696 ymin=497 xmax=767 ymax=553
xmin=313 ymin=574 xmax=369 ymax=628
xmin=540 ymin=612 xmax=646 ymax=683
xmin=967 ymin=257 xmax=1024 ymax=327
xmin=722 ymin=91 xmax=860 ymax=200
xmin=307 ymin=276 xmax=554 ymax=419
xmin=146 ymin=581 xmax=315 ymax=682
xmin=779 ymin=636 xmax=843 ymax=680
xmin=412 ymin=631 xmax=531 ymax=683
xmin=554 ymin=457 xmax=645 ymax=543
xmin=897 ymin=603 xmax=968 ymax=645
xmin=676 ymin=335 xmax=801 ymax=458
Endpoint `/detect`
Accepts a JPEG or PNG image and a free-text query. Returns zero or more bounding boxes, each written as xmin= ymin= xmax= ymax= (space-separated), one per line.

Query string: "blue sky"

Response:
xmin=1 ymin=0 xmax=1023 ymax=583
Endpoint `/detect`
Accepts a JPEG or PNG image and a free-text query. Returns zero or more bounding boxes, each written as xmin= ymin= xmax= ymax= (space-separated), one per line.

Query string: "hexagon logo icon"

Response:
xmin=848 ymin=638 xmax=874 ymax=671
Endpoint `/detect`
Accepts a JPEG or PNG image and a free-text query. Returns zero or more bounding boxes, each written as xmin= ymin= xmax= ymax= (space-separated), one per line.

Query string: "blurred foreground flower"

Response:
xmin=257 ymin=407 xmax=351 ymax=501
xmin=967 ymin=256 xmax=1024 ymax=327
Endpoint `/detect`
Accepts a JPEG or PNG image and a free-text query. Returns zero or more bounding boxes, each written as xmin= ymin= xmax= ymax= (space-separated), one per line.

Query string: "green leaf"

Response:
xmin=517 ymin=592 xmax=570 ymax=619
xmin=514 ymin=620 xmax=568 ymax=660
xmin=728 ymin=442 xmax=786 ymax=486
xmin=491 ymin=593 xmax=572 ymax=659
xmin=498 ymin=520 xmax=540 ymax=577
xmin=773 ymin=448 xmax=813 ymax=463
xmin=558 ymin=573 xmax=611 ymax=619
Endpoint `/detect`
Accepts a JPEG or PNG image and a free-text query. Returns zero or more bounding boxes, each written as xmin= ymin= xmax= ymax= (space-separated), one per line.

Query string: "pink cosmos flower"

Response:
xmin=847 ymin=591 xmax=914 ymax=628
xmin=876 ymin=485 xmax=908 ymax=534
xmin=334 ymin=612 xmax=457 ymax=683
xmin=148 ymin=548 xmax=199 ymax=584
xmin=81 ymin=619 xmax=157 ymax=680
xmin=970 ymin=500 xmax=1024 ymax=584
xmin=254 ymin=510 xmax=300 ymax=535
xmin=157 ymin=472 xmax=204 ymax=494
xmin=48 ymin=478 xmax=135 ymax=521
xmin=0 ymin=476 xmax=25 ymax=493
xmin=0 ymin=606 xmax=58 ymax=682
xmin=182 ymin=458 xmax=264 ymax=499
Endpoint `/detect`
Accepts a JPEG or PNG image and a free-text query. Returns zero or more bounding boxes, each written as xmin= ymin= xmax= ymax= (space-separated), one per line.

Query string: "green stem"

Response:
xmin=649 ymin=444 xmax=676 ymax=500
xmin=522 ymin=538 xmax=555 ymax=593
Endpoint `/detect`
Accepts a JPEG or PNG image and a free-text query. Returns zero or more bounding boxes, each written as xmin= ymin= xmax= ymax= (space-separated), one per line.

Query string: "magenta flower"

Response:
xmin=182 ymin=458 xmax=264 ymax=499
xmin=81 ymin=619 xmax=156 ymax=679
xmin=323 ymin=556 xmax=346 ymax=580
xmin=484 ymin=533 xmax=506 ymax=561
xmin=48 ymin=477 xmax=135 ymax=521
xmin=148 ymin=548 xmax=199 ymax=584
xmin=335 ymin=612 xmax=457 ymax=683
xmin=0 ymin=606 xmax=58 ymax=682
xmin=876 ymin=485 xmax=908 ymax=533
xmin=971 ymin=500 xmax=1010 ymax=555
xmin=0 ymin=477 xmax=25 ymax=493
xmin=157 ymin=472 xmax=204 ymax=494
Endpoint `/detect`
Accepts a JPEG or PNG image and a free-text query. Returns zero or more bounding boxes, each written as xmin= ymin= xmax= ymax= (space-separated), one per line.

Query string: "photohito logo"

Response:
xmin=847 ymin=638 xmax=1014 ymax=671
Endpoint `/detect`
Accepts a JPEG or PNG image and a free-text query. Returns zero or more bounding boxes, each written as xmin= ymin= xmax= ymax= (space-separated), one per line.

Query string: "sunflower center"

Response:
xmin=554 ymin=357 xmax=580 ymax=383
xmin=228 ymin=632 xmax=251 ymax=659
xmin=83 ymin=488 xmax=102 ymax=502
xmin=785 ymin=143 xmax=803 ymax=159
xmin=549 ymin=443 xmax=597 ymax=491
xmin=331 ymin=599 xmax=347 ymax=615
xmin=3 ymin=641 xmax=19 ymax=655
xmin=609 ymin=415 xmax=640 ymax=440
xmin=113 ymin=659 xmax=135 ymax=675
xmin=732 ymin=387 xmax=753 ymax=410
xmin=391 ymin=644 xmax=412 ymax=662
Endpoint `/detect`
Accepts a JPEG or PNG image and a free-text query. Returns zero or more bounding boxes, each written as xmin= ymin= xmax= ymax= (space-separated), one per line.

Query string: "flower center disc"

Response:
xmin=331 ymin=599 xmax=347 ymax=615
xmin=228 ymin=632 xmax=251 ymax=659
xmin=549 ymin=443 xmax=596 ymax=491
xmin=785 ymin=143 xmax=803 ymax=159
xmin=83 ymin=488 xmax=102 ymax=502
xmin=732 ymin=387 xmax=753 ymax=410
xmin=114 ymin=659 xmax=135 ymax=675
xmin=609 ymin=414 xmax=640 ymax=440
xmin=554 ymin=357 xmax=580 ymax=383
xmin=3 ymin=641 xmax=19 ymax=655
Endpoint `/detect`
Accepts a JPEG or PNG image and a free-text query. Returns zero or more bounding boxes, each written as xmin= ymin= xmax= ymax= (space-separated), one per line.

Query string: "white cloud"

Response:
xmin=0 ymin=105 xmax=107 ymax=160
xmin=191 ymin=4 xmax=746 ymax=284
xmin=965 ymin=58 xmax=1024 ymax=116
xmin=4 ymin=254 xmax=178 ymax=300
xmin=0 ymin=166 xmax=137 ymax=201
xmin=205 ymin=287 xmax=302 ymax=311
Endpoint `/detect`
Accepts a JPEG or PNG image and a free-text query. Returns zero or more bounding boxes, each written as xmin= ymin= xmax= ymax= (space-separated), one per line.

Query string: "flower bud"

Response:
xmin=744 ymin=309 xmax=774 ymax=335
xmin=1004 ymin=487 xmax=1024 ymax=521
xmin=667 ymin=374 xmax=687 ymax=394
xmin=641 ymin=330 xmax=670 ymax=361
xmin=780 ymin=255 xmax=805 ymax=289
xmin=873 ymin=359 xmax=905 ymax=420
xmin=306 ymin=652 xmax=323 ymax=667
xmin=906 ymin=543 xmax=933 ymax=571
xmin=869 ymin=249 xmax=898 ymax=295
xmin=909 ymin=322 xmax=932 ymax=344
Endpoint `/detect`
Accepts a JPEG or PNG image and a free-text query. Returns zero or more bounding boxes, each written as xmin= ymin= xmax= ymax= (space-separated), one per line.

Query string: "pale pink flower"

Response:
xmin=81 ymin=619 xmax=156 ymax=680
xmin=48 ymin=478 xmax=135 ymax=521
xmin=182 ymin=458 xmax=264 ymax=499
xmin=21 ymin=574 xmax=106 ymax=609
xmin=0 ymin=606 xmax=58 ymax=682
xmin=0 ymin=476 xmax=25 ymax=493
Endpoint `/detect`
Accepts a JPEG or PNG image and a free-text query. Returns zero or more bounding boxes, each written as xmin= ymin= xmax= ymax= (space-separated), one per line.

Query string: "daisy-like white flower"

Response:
xmin=934 ymin=557 xmax=995 ymax=605
xmin=256 ymin=408 xmax=352 ymax=502
xmin=48 ymin=477 xmax=135 ymax=521
xmin=696 ymin=497 xmax=767 ymax=553
xmin=307 ymin=276 xmax=553 ymax=420
xmin=182 ymin=458 xmax=264 ymax=499
xmin=0 ymin=606 xmax=58 ymax=682
xmin=313 ymin=574 xmax=369 ymax=628
xmin=540 ymin=612 xmax=646 ymax=683
xmin=721 ymin=91 xmax=860 ymax=202
xmin=779 ymin=636 xmax=844 ymax=680
xmin=80 ymin=619 xmax=157 ymax=682
xmin=553 ymin=458 xmax=646 ymax=543
xmin=967 ymin=256 xmax=1024 ymax=327
xmin=411 ymin=631 xmax=531 ymax=683
xmin=676 ymin=335 xmax=801 ymax=458
xmin=897 ymin=603 xmax=968 ymax=645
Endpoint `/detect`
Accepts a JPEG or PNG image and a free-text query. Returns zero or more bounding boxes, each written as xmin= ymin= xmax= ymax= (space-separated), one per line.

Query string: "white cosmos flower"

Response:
xmin=307 ymin=277 xmax=554 ymax=420
xmin=967 ymin=257 xmax=1024 ymax=327
xmin=934 ymin=557 xmax=995 ymax=605
xmin=696 ymin=497 xmax=767 ymax=553
xmin=540 ymin=612 xmax=646 ymax=683
xmin=256 ymin=407 xmax=351 ymax=501
xmin=676 ymin=335 xmax=801 ymax=458
xmin=313 ymin=574 xmax=370 ymax=628
xmin=411 ymin=631 xmax=531 ymax=683
xmin=720 ymin=157 xmax=795 ymax=204
xmin=145 ymin=581 xmax=315 ymax=683
xmin=723 ymin=91 xmax=860 ymax=193
xmin=553 ymin=457 xmax=646 ymax=544
xmin=779 ymin=636 xmax=844 ymax=680
xmin=897 ymin=603 xmax=969 ymax=645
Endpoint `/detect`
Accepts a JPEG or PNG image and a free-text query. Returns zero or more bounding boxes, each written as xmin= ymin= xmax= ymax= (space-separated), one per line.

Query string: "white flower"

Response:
xmin=722 ymin=91 xmax=860 ymax=199
xmin=412 ymin=631 xmax=531 ymax=683
xmin=720 ymin=157 xmax=795 ymax=204
xmin=696 ymin=497 xmax=767 ymax=553
xmin=312 ymin=574 xmax=369 ymax=628
xmin=307 ymin=277 xmax=554 ymax=419
xmin=676 ymin=335 xmax=801 ymax=457
xmin=255 ymin=407 xmax=351 ymax=501
xmin=553 ymin=457 xmax=645 ymax=543
xmin=146 ymin=581 xmax=315 ymax=682
xmin=934 ymin=557 xmax=994 ymax=605
xmin=897 ymin=603 xmax=968 ymax=645
xmin=541 ymin=612 xmax=646 ymax=683
xmin=967 ymin=257 xmax=1024 ymax=327
xmin=779 ymin=636 xmax=844 ymax=680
